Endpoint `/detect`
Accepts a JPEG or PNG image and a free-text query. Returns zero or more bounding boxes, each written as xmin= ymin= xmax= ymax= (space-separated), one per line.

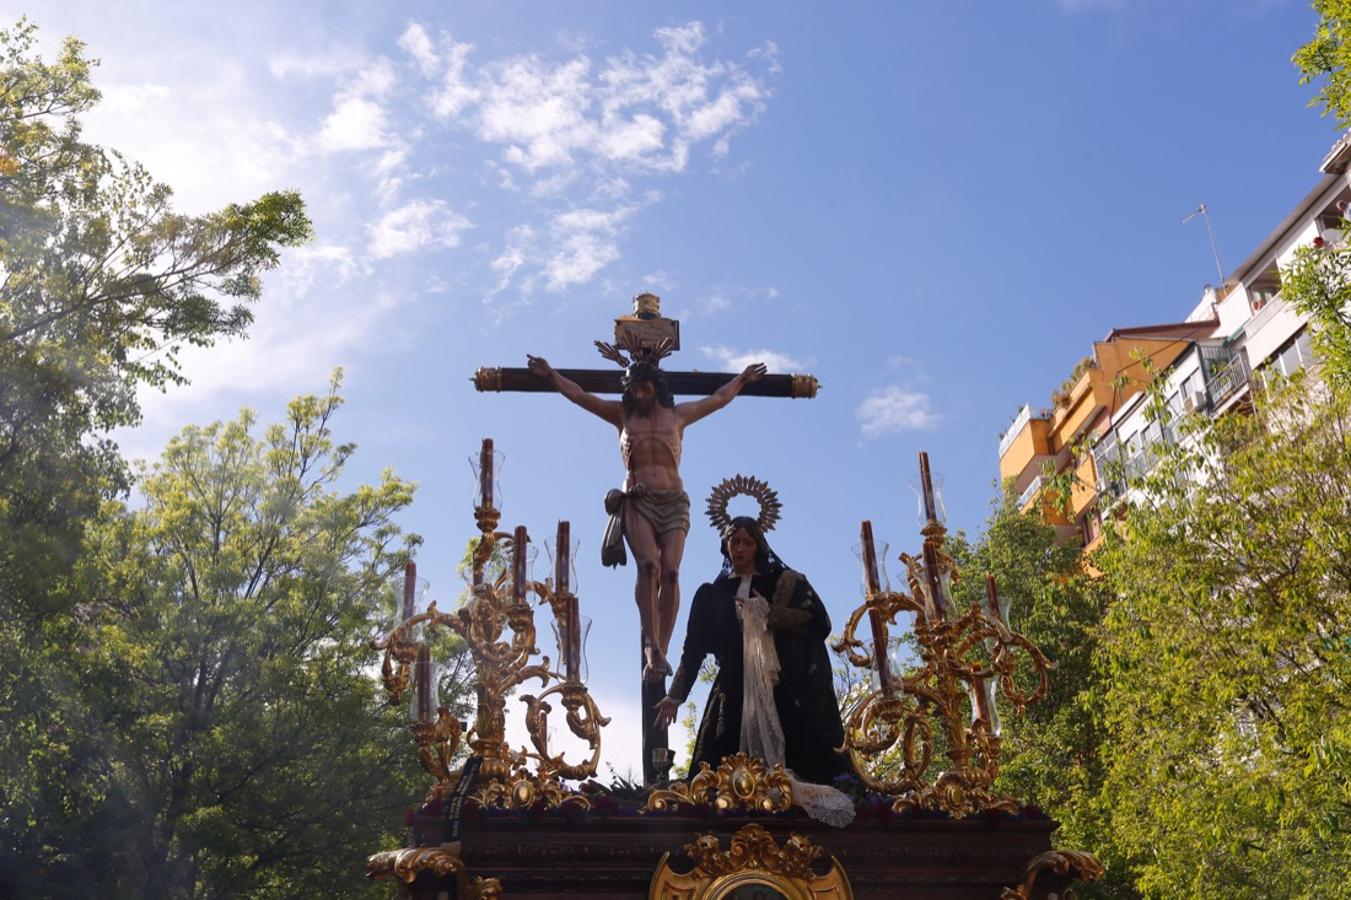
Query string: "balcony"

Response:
xmin=1246 ymin=292 xmax=1285 ymax=337
xmin=1017 ymin=474 xmax=1043 ymax=510
xmin=1200 ymin=344 xmax=1251 ymax=409
xmin=999 ymin=405 xmax=1033 ymax=458
xmin=999 ymin=403 xmax=1054 ymax=459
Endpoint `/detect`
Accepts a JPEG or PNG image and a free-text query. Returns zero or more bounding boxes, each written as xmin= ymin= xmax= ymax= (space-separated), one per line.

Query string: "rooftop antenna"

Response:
xmin=1183 ymin=203 xmax=1228 ymax=286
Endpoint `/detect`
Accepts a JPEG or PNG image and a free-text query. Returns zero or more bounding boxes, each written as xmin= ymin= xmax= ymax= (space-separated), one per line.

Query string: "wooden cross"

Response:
xmin=471 ymin=293 xmax=819 ymax=786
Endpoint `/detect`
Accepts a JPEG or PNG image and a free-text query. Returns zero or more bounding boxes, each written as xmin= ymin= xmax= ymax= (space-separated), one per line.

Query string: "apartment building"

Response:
xmin=997 ymin=135 xmax=1349 ymax=549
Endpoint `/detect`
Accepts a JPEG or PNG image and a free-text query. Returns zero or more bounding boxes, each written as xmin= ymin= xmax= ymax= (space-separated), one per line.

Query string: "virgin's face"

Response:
xmin=726 ymin=527 xmax=758 ymax=576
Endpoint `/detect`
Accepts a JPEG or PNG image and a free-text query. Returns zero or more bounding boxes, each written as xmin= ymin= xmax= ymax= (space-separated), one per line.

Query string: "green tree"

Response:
xmin=1280 ymin=228 xmax=1351 ymax=385
xmin=0 ymin=18 xmax=311 ymax=614
xmin=0 ymin=380 xmax=468 ymax=898
xmin=1294 ymin=0 xmax=1351 ymax=127
xmin=946 ymin=494 xmax=1131 ymax=898
xmin=1094 ymin=372 xmax=1351 ymax=897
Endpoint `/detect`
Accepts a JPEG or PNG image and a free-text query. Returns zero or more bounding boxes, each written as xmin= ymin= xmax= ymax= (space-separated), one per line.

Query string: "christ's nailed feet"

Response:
xmin=643 ymin=645 xmax=673 ymax=683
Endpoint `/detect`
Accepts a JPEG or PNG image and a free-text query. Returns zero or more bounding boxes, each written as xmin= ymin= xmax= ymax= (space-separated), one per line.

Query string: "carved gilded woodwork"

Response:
xmin=372 ymin=494 xmax=607 ymax=810
xmin=366 ymin=846 xmax=501 ymax=897
xmin=833 ymin=458 xmax=1057 ymax=819
xmin=642 ymin=752 xmax=794 ymax=814
xmin=1000 ymin=850 xmax=1106 ymax=899
xmin=648 ymin=824 xmax=852 ymax=899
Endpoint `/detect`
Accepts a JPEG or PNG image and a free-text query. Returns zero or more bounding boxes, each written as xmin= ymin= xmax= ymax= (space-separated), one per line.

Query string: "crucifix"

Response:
xmin=473 ymin=292 xmax=819 ymax=786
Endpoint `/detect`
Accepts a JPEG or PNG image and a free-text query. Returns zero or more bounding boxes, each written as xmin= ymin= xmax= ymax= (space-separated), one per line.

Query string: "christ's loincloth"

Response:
xmin=601 ymin=485 xmax=691 ymax=568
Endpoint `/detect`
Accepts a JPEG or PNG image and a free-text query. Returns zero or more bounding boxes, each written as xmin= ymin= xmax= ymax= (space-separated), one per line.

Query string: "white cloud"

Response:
xmin=397 ymin=23 xmax=439 ymax=76
xmin=487 ymin=224 xmax=535 ymax=297
xmin=700 ymin=292 xmax=731 ymax=315
xmin=543 ymin=205 xmax=633 ymax=290
xmin=118 ymin=246 xmax=405 ymax=462
xmin=682 ymin=285 xmax=780 ymax=318
xmin=82 ymin=69 xmax=303 ymax=216
xmin=269 ymin=48 xmax=362 ymax=80
xmin=701 ymin=345 xmax=806 ymax=373
xmin=404 ymin=19 xmax=775 ymax=180
xmin=319 ymin=96 xmax=389 ymax=151
xmin=317 ymin=58 xmax=398 ymax=152
xmin=98 ymin=82 xmax=170 ymax=112
xmin=368 ymin=199 xmax=473 ymax=258
xmin=856 ymin=386 xmax=942 ymax=437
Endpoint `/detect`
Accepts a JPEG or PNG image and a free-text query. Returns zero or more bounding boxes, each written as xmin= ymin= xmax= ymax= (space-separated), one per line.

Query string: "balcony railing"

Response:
xmin=998 ymin=403 xmax=1054 ymax=459
xmin=1245 ymin=292 xmax=1285 ymax=338
xmin=1200 ymin=344 xmax=1251 ymax=408
xmin=1017 ymin=474 xmax=1043 ymax=510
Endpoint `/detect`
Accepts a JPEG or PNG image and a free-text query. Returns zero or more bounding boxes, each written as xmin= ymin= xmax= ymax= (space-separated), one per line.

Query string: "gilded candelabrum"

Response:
xmin=372 ymin=451 xmax=608 ymax=812
xmin=832 ymin=452 xmax=1055 ymax=818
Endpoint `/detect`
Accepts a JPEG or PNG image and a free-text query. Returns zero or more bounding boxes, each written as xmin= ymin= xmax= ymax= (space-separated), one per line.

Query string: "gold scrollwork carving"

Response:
xmin=519 ymin=680 xmax=611 ymax=782
xmin=366 ymin=846 xmax=501 ymax=897
xmin=642 ymin=752 xmax=793 ymax=814
xmin=833 ymin=455 xmax=1058 ymax=819
xmin=372 ymin=487 xmax=607 ymax=812
xmin=648 ymin=824 xmax=852 ymax=899
xmin=472 ymin=761 xmax=591 ymax=812
xmin=1000 ymin=849 xmax=1105 ymax=900
xmin=412 ymin=708 xmax=464 ymax=803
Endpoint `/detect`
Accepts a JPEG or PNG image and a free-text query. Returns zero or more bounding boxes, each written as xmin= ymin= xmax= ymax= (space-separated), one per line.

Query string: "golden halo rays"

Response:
xmin=705 ymin=474 xmax=782 ymax=535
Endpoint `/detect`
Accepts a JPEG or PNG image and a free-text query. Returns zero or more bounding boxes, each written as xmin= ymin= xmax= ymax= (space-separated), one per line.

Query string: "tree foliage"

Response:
xmin=0 ymin=18 xmax=312 ymax=613
xmin=1282 ymin=233 xmax=1351 ymax=386
xmin=0 ymin=379 xmax=465 ymax=897
xmin=1092 ymin=371 xmax=1351 ymax=897
xmin=1294 ymin=0 xmax=1351 ymax=127
xmin=945 ymin=495 xmax=1133 ymax=898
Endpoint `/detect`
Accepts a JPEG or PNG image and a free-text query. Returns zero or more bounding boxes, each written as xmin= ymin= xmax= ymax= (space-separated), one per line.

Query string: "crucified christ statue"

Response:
xmin=526 ymin=353 xmax=766 ymax=681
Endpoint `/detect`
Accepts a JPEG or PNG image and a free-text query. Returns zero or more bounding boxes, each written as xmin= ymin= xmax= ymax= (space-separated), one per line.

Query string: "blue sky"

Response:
xmin=20 ymin=0 xmax=1341 ymax=774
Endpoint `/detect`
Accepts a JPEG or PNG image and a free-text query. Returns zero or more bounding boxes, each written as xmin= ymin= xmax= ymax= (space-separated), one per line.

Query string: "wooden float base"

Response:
xmin=384 ymin=803 xmax=1087 ymax=899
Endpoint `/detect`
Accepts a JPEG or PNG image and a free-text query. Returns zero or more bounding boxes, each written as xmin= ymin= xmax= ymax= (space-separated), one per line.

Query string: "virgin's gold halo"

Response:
xmin=706 ymin=474 xmax=782 ymax=535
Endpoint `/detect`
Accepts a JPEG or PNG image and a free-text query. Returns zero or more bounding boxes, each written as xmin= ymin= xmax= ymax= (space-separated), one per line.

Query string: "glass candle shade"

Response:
xmin=850 ymin=540 xmax=890 ymax=597
xmin=985 ymin=585 xmax=1011 ymax=629
xmin=509 ymin=526 xmax=538 ymax=606
xmin=909 ymin=472 xmax=947 ymax=527
xmin=521 ymin=542 xmax=540 ymax=585
xmin=387 ymin=572 xmax=430 ymax=624
xmin=550 ymin=613 xmax=591 ymax=683
xmin=468 ymin=443 xmax=505 ymax=510
xmin=545 ymin=536 xmax=581 ymax=595
xmin=410 ymin=646 xmax=439 ymax=723
xmin=968 ymin=677 xmax=1002 ymax=735
xmin=869 ymin=635 xmax=910 ymax=691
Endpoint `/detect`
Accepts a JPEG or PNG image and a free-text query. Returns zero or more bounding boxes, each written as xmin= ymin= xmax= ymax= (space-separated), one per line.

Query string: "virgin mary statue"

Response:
xmin=654 ymin=479 xmax=854 ymax=826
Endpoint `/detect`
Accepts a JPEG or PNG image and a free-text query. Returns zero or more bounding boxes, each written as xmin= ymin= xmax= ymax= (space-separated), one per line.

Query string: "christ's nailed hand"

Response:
xmin=742 ymin=362 xmax=767 ymax=383
xmin=527 ymin=354 xmax=552 ymax=378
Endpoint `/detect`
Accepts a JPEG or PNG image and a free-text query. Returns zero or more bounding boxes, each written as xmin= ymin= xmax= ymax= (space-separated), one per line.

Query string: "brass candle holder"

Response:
xmin=832 ymin=452 xmax=1055 ymax=818
xmin=372 ymin=441 xmax=608 ymax=811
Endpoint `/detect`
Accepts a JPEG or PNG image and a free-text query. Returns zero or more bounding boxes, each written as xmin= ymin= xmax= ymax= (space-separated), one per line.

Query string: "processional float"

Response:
xmin=365 ymin=296 xmax=1102 ymax=898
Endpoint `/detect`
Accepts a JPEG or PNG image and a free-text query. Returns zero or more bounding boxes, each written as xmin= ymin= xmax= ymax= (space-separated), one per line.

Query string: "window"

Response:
xmin=1162 ymin=390 xmax=1182 ymax=443
xmin=1081 ymin=509 xmax=1102 ymax=545
xmin=1121 ymin=429 xmax=1148 ymax=480
xmin=1178 ymin=370 xmax=1207 ymax=412
xmin=1274 ymin=328 xmax=1315 ymax=377
xmin=1246 ymin=260 xmax=1282 ymax=312
xmin=1093 ymin=432 xmax=1121 ymax=497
